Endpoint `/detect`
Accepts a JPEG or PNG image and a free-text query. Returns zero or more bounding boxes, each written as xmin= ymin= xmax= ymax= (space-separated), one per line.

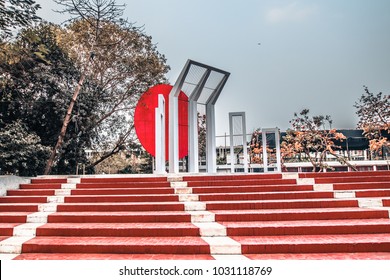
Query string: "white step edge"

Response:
xmin=334 ymin=191 xmax=356 ymax=199
xmin=184 ymin=201 xmax=206 ymax=211
xmin=193 ymin=222 xmax=226 ymax=237
xmin=212 ymin=254 xmax=250 ymax=260
xmin=358 ymin=198 xmax=383 ymax=208
xmin=297 ymin=178 xmax=315 ymax=185
xmin=201 ymin=237 xmax=242 ymax=255
xmin=26 ymin=212 xmax=54 ymax=223
xmin=13 ymin=223 xmax=45 ymax=237
xmin=0 ymin=253 xmax=19 ymax=260
xmin=187 ymin=210 xmax=215 ymax=223
xmin=313 ymin=184 xmax=334 ymax=191
xmin=0 ymin=236 xmax=33 ymax=254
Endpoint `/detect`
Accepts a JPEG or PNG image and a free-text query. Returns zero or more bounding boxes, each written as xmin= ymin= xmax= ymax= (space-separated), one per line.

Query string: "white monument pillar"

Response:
xmin=155 ymin=94 xmax=166 ymax=174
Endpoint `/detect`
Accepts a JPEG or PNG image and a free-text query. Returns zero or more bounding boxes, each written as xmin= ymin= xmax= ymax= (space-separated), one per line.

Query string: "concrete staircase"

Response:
xmin=1 ymin=171 xmax=390 ymax=260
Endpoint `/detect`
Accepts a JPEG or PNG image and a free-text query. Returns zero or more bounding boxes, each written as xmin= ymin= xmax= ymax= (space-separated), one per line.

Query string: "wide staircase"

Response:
xmin=1 ymin=170 xmax=390 ymax=260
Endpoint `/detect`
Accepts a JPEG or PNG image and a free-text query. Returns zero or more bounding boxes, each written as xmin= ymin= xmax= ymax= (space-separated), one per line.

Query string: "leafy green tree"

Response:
xmin=0 ymin=121 xmax=50 ymax=176
xmin=1 ymin=23 xmax=102 ymax=175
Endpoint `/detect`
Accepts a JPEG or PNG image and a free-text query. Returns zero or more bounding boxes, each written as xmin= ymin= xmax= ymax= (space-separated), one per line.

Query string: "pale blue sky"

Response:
xmin=36 ymin=0 xmax=390 ymax=136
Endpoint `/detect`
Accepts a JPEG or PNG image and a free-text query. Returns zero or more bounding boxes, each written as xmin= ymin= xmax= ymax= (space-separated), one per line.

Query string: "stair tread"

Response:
xmin=39 ymin=222 xmax=198 ymax=229
xmin=246 ymin=252 xmax=390 ymax=260
xmin=222 ymin=219 xmax=390 ymax=228
xmin=14 ymin=253 xmax=214 ymax=260
xmin=23 ymin=236 xmax=210 ymax=247
xmin=232 ymin=233 xmax=390 ymax=244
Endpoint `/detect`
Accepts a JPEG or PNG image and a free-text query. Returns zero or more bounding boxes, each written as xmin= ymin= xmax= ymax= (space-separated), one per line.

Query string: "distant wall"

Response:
xmin=0 ymin=176 xmax=31 ymax=196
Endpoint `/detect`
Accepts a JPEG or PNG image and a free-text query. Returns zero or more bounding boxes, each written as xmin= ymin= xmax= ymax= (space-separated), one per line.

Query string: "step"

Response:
xmin=355 ymin=189 xmax=390 ymax=198
xmin=63 ymin=194 xmax=180 ymax=203
xmin=187 ymin=179 xmax=297 ymax=187
xmin=36 ymin=223 xmax=200 ymax=237
xmin=192 ymin=185 xmax=314 ymax=194
xmin=233 ymin=233 xmax=390 ymax=254
xmin=13 ymin=253 xmax=215 ymax=260
xmin=205 ymin=199 xmax=359 ymax=211
xmin=19 ymin=183 xmax=62 ymax=190
xmin=75 ymin=182 xmax=171 ymax=189
xmin=315 ymin=176 xmax=390 ymax=184
xmin=22 ymin=236 xmax=211 ymax=254
xmin=31 ymin=178 xmax=68 ymax=184
xmin=222 ymin=219 xmax=390 ymax=236
xmin=383 ymin=199 xmax=390 ymax=207
xmin=198 ymin=191 xmax=333 ymax=202
xmin=183 ymin=173 xmax=283 ymax=181
xmin=0 ymin=196 xmax=49 ymax=203
xmin=212 ymin=208 xmax=389 ymax=222
xmin=56 ymin=202 xmax=185 ymax=212
xmin=299 ymin=171 xmax=390 ymax=178
xmin=334 ymin=182 xmax=390 ymax=190
xmin=0 ymin=213 xmax=30 ymax=223
xmin=70 ymin=188 xmax=175 ymax=196
xmin=0 ymin=224 xmax=22 ymax=236
xmin=80 ymin=177 xmax=168 ymax=183
xmin=7 ymin=190 xmax=56 ymax=196
xmin=0 ymin=204 xmax=39 ymax=212
xmin=47 ymin=211 xmax=192 ymax=223
xmin=246 ymin=252 xmax=390 ymax=260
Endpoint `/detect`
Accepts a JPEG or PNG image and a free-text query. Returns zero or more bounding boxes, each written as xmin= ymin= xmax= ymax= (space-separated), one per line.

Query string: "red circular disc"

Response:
xmin=134 ymin=84 xmax=188 ymax=159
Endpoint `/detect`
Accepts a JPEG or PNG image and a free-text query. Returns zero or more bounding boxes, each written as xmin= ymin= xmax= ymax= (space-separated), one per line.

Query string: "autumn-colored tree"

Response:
xmin=354 ymin=86 xmax=389 ymax=158
xmin=281 ymin=109 xmax=356 ymax=172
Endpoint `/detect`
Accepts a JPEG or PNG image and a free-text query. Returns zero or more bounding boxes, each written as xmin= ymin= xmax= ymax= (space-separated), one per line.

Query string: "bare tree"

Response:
xmin=44 ymin=0 xmax=126 ymax=174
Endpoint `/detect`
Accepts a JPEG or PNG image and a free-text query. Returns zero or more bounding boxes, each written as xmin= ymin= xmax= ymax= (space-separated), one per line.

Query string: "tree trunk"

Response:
xmin=44 ymin=57 xmax=92 ymax=175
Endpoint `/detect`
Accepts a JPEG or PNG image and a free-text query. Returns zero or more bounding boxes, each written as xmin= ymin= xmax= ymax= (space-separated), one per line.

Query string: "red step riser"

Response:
xmin=36 ymin=228 xmax=200 ymax=237
xmin=31 ymin=179 xmax=67 ymax=184
xmin=22 ymin=244 xmax=210 ymax=254
xmin=0 ymin=216 xmax=28 ymax=223
xmin=0 ymin=205 xmax=39 ymax=212
xmin=47 ymin=214 xmax=192 ymax=223
xmin=215 ymin=210 xmax=389 ymax=222
xmin=356 ymin=190 xmax=390 ymax=198
xmin=22 ymin=237 xmax=210 ymax=254
xmin=0 ymin=197 xmax=48 ymax=203
xmin=188 ymin=179 xmax=296 ymax=187
xmin=81 ymin=177 xmax=168 ymax=183
xmin=64 ymin=196 xmax=179 ymax=203
xmin=76 ymin=183 xmax=171 ymax=189
xmin=334 ymin=183 xmax=390 ymax=190
xmin=199 ymin=192 xmax=333 ymax=202
xmin=183 ymin=174 xmax=283 ymax=181
xmin=0 ymin=228 xmax=16 ymax=236
xmin=383 ymin=200 xmax=390 ymax=207
xmin=56 ymin=204 xmax=185 ymax=212
xmin=299 ymin=171 xmax=390 ymax=178
xmin=7 ymin=190 xmax=55 ymax=196
xmin=71 ymin=189 xmax=175 ymax=196
xmin=316 ymin=176 xmax=390 ymax=184
xmin=240 ymin=242 xmax=390 ymax=254
xmin=19 ymin=184 xmax=62 ymax=190
xmin=207 ymin=200 xmax=358 ymax=211
xmin=192 ymin=185 xmax=314 ymax=194
xmin=227 ymin=224 xmax=390 ymax=236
